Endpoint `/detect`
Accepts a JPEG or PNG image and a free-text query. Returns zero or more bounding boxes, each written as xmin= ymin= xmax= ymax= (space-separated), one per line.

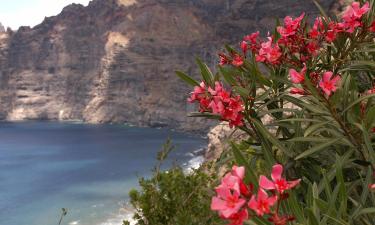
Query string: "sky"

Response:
xmin=0 ymin=0 xmax=91 ymax=30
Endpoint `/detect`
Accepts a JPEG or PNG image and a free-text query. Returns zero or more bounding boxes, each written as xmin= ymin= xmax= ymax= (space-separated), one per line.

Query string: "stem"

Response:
xmin=322 ymin=95 xmax=368 ymax=161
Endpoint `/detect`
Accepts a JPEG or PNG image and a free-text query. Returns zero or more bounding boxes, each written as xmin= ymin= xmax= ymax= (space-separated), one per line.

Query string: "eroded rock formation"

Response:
xmin=0 ymin=0 xmax=338 ymax=132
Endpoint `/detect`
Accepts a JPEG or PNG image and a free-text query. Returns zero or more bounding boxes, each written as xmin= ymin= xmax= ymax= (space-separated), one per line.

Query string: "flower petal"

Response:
xmin=323 ymin=71 xmax=333 ymax=82
xmin=211 ymin=197 xmax=227 ymax=210
xmin=267 ymin=195 xmax=278 ymax=207
xmin=257 ymin=188 xmax=268 ymax=201
xmin=288 ymin=179 xmax=301 ymax=189
xmin=271 ymin=164 xmax=283 ymax=181
xmin=259 ymin=175 xmax=275 ymax=190
xmin=232 ymin=166 xmax=245 ymax=179
xmin=248 ymin=195 xmax=258 ymax=213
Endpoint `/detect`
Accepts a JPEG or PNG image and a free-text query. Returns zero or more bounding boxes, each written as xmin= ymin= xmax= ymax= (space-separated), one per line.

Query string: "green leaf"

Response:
xmin=365 ymin=105 xmax=375 ymax=128
xmin=252 ymin=119 xmax=292 ymax=159
xmin=196 ymin=58 xmax=214 ymax=87
xmin=287 ymin=192 xmax=306 ymax=223
xmin=175 ymin=71 xmax=200 ymax=87
xmin=357 ymin=208 xmax=375 ymax=216
xmin=219 ymin=67 xmax=237 ymax=86
xmin=341 ymin=94 xmax=375 ymax=114
xmin=305 ymin=209 xmax=320 ymax=225
xmin=233 ymin=86 xmax=250 ymax=98
xmin=295 ymin=138 xmax=341 ymax=160
xmin=312 ymin=0 xmax=329 ymax=19
xmin=231 ymin=143 xmax=259 ymax=189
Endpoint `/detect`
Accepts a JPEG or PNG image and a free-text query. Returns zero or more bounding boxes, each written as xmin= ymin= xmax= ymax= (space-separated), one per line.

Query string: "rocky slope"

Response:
xmin=0 ymin=0 xmax=338 ymax=132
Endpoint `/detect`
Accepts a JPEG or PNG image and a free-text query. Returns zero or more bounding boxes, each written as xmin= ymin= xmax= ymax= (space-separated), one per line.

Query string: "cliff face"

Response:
xmin=0 ymin=0 xmax=337 ymax=132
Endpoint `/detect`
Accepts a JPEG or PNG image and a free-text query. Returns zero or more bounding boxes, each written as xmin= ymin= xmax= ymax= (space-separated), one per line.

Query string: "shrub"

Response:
xmin=123 ymin=140 xmax=223 ymax=225
xmin=178 ymin=0 xmax=375 ymax=224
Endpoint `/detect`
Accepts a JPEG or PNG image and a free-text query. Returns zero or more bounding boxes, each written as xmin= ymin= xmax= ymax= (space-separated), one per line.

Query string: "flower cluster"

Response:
xmin=211 ymin=164 xmax=301 ymax=225
xmin=289 ymin=67 xmax=341 ymax=97
xmin=218 ymin=1 xmax=371 ymax=81
xmin=188 ymin=82 xmax=244 ymax=127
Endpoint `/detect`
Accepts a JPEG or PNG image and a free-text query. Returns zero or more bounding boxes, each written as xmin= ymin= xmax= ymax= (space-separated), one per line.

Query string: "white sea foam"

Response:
xmin=99 ymin=207 xmax=136 ymax=225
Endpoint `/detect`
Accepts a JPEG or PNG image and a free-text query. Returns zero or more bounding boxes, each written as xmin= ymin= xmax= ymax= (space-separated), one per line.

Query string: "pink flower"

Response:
xmin=227 ymin=209 xmax=249 ymax=225
xmin=289 ymin=66 xmax=306 ymax=84
xmin=290 ymin=88 xmax=306 ymax=95
xmin=211 ymin=187 xmax=247 ymax=218
xmin=277 ymin=13 xmax=305 ymax=37
xmin=248 ymin=189 xmax=277 ymax=216
xmin=217 ymin=166 xmax=245 ymax=194
xmin=259 ymin=164 xmax=301 ymax=194
xmin=309 ymin=17 xmax=324 ymax=39
xmin=205 ymin=82 xmax=244 ymax=127
xmin=256 ymin=37 xmax=282 ymax=65
xmin=232 ymin=54 xmax=244 ymax=67
xmin=342 ymin=2 xmax=370 ymax=33
xmin=232 ymin=165 xmax=245 ymax=179
xmin=240 ymin=41 xmax=248 ymax=55
xmin=342 ymin=2 xmax=370 ymax=20
xmin=306 ymin=41 xmax=319 ymax=55
xmin=243 ymin=32 xmax=259 ymax=43
xmin=219 ymin=53 xmax=229 ymax=66
xmin=188 ymin=82 xmax=206 ymax=103
xmin=369 ymin=184 xmax=375 ymax=189
xmin=319 ymin=71 xmax=341 ymax=96
xmin=243 ymin=32 xmax=260 ymax=53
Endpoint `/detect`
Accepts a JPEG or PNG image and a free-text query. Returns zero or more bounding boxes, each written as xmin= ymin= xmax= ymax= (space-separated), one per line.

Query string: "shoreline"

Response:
xmin=0 ymin=118 xmax=210 ymax=138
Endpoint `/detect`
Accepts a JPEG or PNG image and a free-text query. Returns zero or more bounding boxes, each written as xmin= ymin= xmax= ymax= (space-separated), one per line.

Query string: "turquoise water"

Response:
xmin=0 ymin=122 xmax=206 ymax=225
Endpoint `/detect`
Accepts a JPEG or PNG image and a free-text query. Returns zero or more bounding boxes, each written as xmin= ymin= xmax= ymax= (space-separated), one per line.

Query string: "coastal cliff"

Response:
xmin=0 ymin=0 xmax=338 ymax=132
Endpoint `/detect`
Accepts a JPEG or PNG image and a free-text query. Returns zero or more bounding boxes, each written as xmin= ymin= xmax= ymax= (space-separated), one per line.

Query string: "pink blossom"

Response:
xmin=277 ymin=13 xmax=305 ymax=37
xmin=259 ymin=164 xmax=301 ymax=194
xmin=319 ymin=71 xmax=341 ymax=96
xmin=240 ymin=41 xmax=248 ymax=55
xmin=243 ymin=32 xmax=259 ymax=43
xmin=232 ymin=165 xmax=245 ymax=179
xmin=309 ymin=17 xmax=324 ymax=39
xmin=342 ymin=2 xmax=370 ymax=33
xmin=232 ymin=54 xmax=244 ymax=67
xmin=256 ymin=37 xmax=282 ymax=65
xmin=217 ymin=166 xmax=245 ymax=194
xmin=206 ymin=82 xmax=244 ymax=127
xmin=188 ymin=82 xmax=206 ymax=103
xmin=370 ymin=184 xmax=375 ymax=189
xmin=289 ymin=66 xmax=306 ymax=84
xmin=290 ymin=88 xmax=306 ymax=95
xmin=342 ymin=2 xmax=370 ymax=20
xmin=306 ymin=41 xmax=319 ymax=55
xmin=227 ymin=209 xmax=249 ymax=225
xmin=219 ymin=53 xmax=229 ymax=65
xmin=243 ymin=32 xmax=260 ymax=52
xmin=211 ymin=187 xmax=247 ymax=218
xmin=248 ymin=189 xmax=277 ymax=216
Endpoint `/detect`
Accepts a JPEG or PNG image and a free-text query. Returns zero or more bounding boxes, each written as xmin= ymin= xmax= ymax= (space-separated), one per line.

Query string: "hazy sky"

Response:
xmin=0 ymin=0 xmax=91 ymax=30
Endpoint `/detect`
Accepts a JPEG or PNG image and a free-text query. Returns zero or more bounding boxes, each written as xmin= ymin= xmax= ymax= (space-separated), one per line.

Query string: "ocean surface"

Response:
xmin=0 ymin=121 xmax=206 ymax=225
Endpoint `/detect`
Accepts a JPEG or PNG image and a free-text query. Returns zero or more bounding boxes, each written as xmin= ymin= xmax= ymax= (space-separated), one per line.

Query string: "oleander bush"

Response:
xmin=176 ymin=0 xmax=375 ymax=224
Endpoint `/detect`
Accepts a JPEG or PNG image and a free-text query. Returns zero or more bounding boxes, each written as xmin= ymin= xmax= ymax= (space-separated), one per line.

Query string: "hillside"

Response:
xmin=0 ymin=0 xmax=338 ymax=132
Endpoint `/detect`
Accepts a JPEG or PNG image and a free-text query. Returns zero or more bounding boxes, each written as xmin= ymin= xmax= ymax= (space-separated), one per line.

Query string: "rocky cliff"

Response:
xmin=0 ymin=0 xmax=338 ymax=132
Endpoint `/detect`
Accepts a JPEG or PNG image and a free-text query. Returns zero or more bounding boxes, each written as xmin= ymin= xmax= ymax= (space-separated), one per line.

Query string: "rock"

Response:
xmin=0 ymin=23 xmax=4 ymax=33
xmin=205 ymin=122 xmax=248 ymax=161
xmin=0 ymin=0 xmax=337 ymax=133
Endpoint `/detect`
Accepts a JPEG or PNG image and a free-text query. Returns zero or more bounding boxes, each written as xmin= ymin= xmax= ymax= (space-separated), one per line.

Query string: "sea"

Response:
xmin=0 ymin=121 xmax=206 ymax=225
